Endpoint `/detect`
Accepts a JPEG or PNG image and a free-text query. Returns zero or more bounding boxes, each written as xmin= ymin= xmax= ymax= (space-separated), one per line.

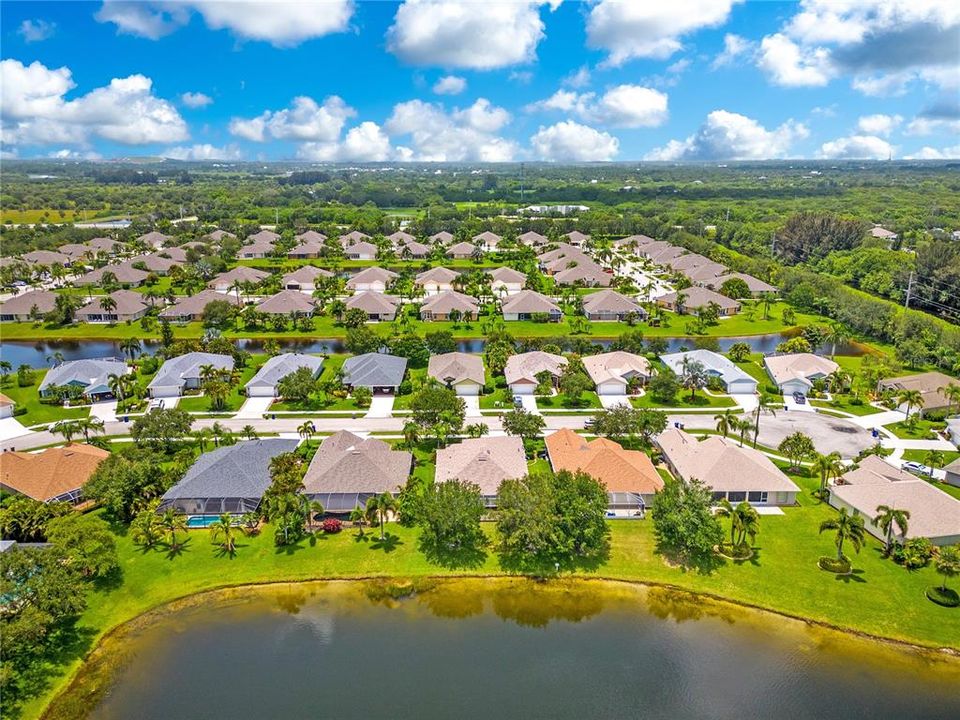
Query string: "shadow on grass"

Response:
xmin=497 ymin=539 xmax=611 ymax=576
xmin=164 ymin=537 xmax=192 ymax=560
xmin=834 ymin=568 xmax=867 ymax=584
xmin=370 ymin=532 xmax=403 ymax=553
xmin=654 ymin=541 xmax=726 ymax=576
xmin=418 ymin=536 xmax=488 ymax=570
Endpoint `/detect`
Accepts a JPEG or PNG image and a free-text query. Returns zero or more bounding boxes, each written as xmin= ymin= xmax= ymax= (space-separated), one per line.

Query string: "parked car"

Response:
xmin=901 ymin=461 xmax=925 ymax=473
xmin=793 ymin=392 xmax=806 ymax=404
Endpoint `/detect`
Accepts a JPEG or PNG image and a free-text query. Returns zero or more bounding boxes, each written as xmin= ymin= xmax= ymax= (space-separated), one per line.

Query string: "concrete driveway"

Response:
xmin=519 ymin=395 xmax=540 ymax=414
xmin=365 ymin=394 xmax=395 ymax=418
xmin=599 ymin=395 xmax=630 ymax=409
xmin=674 ymin=410 xmax=875 ymax=459
xmin=236 ymin=396 xmax=273 ymax=420
xmin=463 ymin=396 xmax=482 ymax=418
xmin=0 ymin=417 xmax=30 ymax=442
xmin=89 ymin=400 xmax=118 ymax=422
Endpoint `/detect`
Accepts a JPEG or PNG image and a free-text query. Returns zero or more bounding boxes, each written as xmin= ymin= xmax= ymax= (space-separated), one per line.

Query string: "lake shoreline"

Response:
xmin=37 ymin=574 xmax=960 ymax=720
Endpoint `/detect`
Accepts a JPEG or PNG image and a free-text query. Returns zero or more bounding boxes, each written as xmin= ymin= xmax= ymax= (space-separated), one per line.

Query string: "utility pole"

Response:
xmin=904 ymin=271 xmax=914 ymax=308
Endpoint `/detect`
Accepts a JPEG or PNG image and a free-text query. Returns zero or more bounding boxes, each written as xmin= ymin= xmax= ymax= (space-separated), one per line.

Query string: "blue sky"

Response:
xmin=2 ymin=1 xmax=958 ymax=162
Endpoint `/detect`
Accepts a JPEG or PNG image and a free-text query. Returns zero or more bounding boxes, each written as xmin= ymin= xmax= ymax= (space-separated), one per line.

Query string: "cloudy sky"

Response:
xmin=2 ymin=0 xmax=958 ymax=162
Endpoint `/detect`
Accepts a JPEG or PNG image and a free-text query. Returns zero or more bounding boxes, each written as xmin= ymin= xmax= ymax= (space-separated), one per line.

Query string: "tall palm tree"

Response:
xmin=753 ymin=395 xmax=777 ymax=446
xmin=76 ymin=417 xmax=105 ymax=441
xmin=365 ymin=492 xmax=397 ymax=540
xmin=942 ymin=383 xmax=960 ymax=415
xmin=51 ymin=420 xmax=79 ymax=444
xmin=401 ymin=420 xmax=420 ymax=450
xmin=349 ymin=506 xmax=367 ymax=536
xmin=924 ymin=449 xmax=945 ymax=477
xmin=734 ymin=417 xmax=752 ymax=447
xmin=242 ymin=425 xmax=258 ymax=440
xmin=714 ymin=409 xmax=734 ymax=438
xmin=826 ymin=321 xmax=850 ymax=359
xmin=119 ymin=337 xmax=141 ymax=362
xmin=812 ymin=451 xmax=844 ymax=498
xmin=210 ymin=513 xmax=237 ymax=554
xmin=0 ymin=360 xmax=11 ymax=382
xmin=162 ymin=509 xmax=189 ymax=550
xmin=297 ymin=421 xmax=316 ymax=444
xmin=897 ymin=389 xmax=924 ymax=420
xmin=819 ymin=508 xmax=866 ymax=562
xmin=714 ymin=498 xmax=740 ymax=547
xmin=873 ymin=505 xmax=910 ymax=554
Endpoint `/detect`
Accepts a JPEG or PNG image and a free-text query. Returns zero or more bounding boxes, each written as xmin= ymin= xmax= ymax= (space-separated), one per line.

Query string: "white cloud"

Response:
xmin=48 ymin=148 xmax=102 ymax=160
xmin=298 ymin=122 xmax=396 ymax=162
xmin=711 ymin=33 xmax=752 ymax=69
xmin=95 ymin=0 xmax=353 ymax=46
xmin=385 ymin=98 xmax=518 ymax=161
xmin=905 ymin=116 xmax=960 ymax=137
xmin=229 ymin=96 xmax=355 ymax=142
xmin=757 ymin=33 xmax=833 ymax=87
xmin=387 ymin=1 xmax=548 ymax=69
xmin=18 ymin=19 xmax=56 ymax=42
xmin=508 ymin=70 xmax=533 ymax=84
xmin=563 ymin=66 xmax=591 ymax=88
xmin=0 ymin=59 xmax=188 ymax=148
xmin=526 ymin=85 xmax=668 ymax=128
xmin=856 ymin=114 xmax=902 ymax=136
xmin=645 ymin=109 xmax=807 ymax=161
xmin=432 ymin=75 xmax=467 ymax=95
xmin=757 ymin=1 xmax=960 ymax=94
xmin=530 ymin=120 xmax=619 ymax=161
xmin=587 ymin=0 xmax=741 ymax=66
xmin=163 ymin=143 xmax=242 ymax=161
xmin=903 ymin=145 xmax=960 ymax=160
xmin=181 ymin=92 xmax=213 ymax=108
xmin=818 ymin=134 xmax=893 ymax=159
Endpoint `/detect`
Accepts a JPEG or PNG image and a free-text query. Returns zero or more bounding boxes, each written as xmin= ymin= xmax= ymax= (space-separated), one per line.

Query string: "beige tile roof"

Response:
xmin=0 ymin=289 xmax=58 ymax=315
xmin=764 ymin=353 xmax=839 ymax=387
xmin=256 ymin=290 xmax=317 ymax=314
xmin=581 ymin=290 xmax=643 ymax=315
xmin=346 ymin=267 xmax=397 ymax=288
xmin=282 ymin=266 xmax=333 ymax=284
xmin=76 ymin=263 xmax=149 ymax=285
xmin=303 ymin=430 xmax=411 ymax=495
xmin=430 ymin=231 xmax=454 ymax=244
xmin=435 ymin=436 xmax=528 ymax=495
xmin=420 ymin=290 xmax=479 ymax=316
xmin=839 ymin=455 xmax=915 ymax=486
xmin=343 ymin=240 xmax=378 ymax=257
xmin=446 ymin=241 xmax=477 ymax=256
xmin=504 ymin=351 xmax=567 ymax=386
xmin=339 ymin=230 xmax=371 ymax=246
xmin=707 ymin=272 xmax=776 ymax=293
xmin=76 ymin=290 xmax=149 ymax=318
xmin=518 ymin=231 xmax=549 ymax=245
xmin=473 ymin=231 xmax=502 ymax=245
xmin=658 ymin=286 xmax=740 ymax=310
xmin=582 ymin=352 xmax=652 ymax=387
xmin=488 ymin=266 xmax=527 ymax=283
xmin=246 ymin=230 xmax=280 ymax=243
xmin=500 ymin=290 xmax=561 ymax=315
xmin=878 ymin=371 xmax=958 ymax=411
xmin=387 ymin=231 xmax=416 ymax=244
xmin=665 ymin=253 xmax=710 ymax=271
xmin=0 ymin=444 xmax=109 ymax=502
xmin=295 ymin=230 xmax=327 ymax=243
xmin=554 ymin=261 xmax=611 ymax=286
xmin=564 ymin=230 xmax=590 ymax=244
xmin=428 ymin=352 xmax=485 ymax=387
xmin=546 ymin=428 xmax=663 ymax=494
xmin=159 ymin=290 xmax=240 ymax=318
xmin=682 ymin=263 xmax=728 ymax=283
xmin=656 ymin=428 xmax=799 ymax=494
xmin=209 ymin=266 xmax=270 ymax=287
xmin=415 ymin=266 xmax=460 ymax=285
xmin=345 ymin=291 xmax=399 ymax=314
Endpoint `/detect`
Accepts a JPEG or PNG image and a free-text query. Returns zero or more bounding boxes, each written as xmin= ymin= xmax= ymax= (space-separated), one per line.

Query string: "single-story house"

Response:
xmin=22 ymin=250 xmax=72 ymax=267
xmin=830 ymin=455 xmax=960 ymax=546
xmin=247 ymin=229 xmax=281 ymax=245
xmin=665 ymin=253 xmax=712 ymax=272
xmin=155 ymin=247 xmax=188 ymax=264
xmin=501 ymin=290 xmax=562 ymax=322
xmin=473 ymin=231 xmax=502 ymax=251
xmin=148 ymin=352 xmax=234 ymax=398
xmin=209 ymin=266 xmax=270 ymax=292
xmin=303 ymin=430 xmax=412 ymax=513
xmin=613 ymin=234 xmax=655 ymax=251
xmin=282 ymin=265 xmax=333 ymax=291
xmin=138 ymin=231 xmax=171 ymax=248
xmin=237 ymin=240 xmax=276 ymax=259
xmin=546 ymin=428 xmax=663 ymax=512
xmin=0 ymin=289 xmax=58 ymax=321
xmin=446 ymin=241 xmax=478 ymax=259
xmin=648 ymin=246 xmax=686 ymax=265
xmin=397 ymin=240 xmax=430 ymax=259
xmin=871 ymin=226 xmax=898 ymax=242
xmin=563 ymin=230 xmax=590 ymax=246
xmin=660 ymin=349 xmax=758 ymax=395
xmin=656 ymin=286 xmax=740 ymax=316
xmin=343 ymin=241 xmax=378 ymax=260
xmin=488 ymin=266 xmax=526 ymax=295
xmin=943 ymin=456 xmax=960 ymax=488
xmin=387 ymin=231 xmax=416 ymax=246
xmin=0 ymin=444 xmax=110 ymax=504
xmin=345 ymin=291 xmax=400 ymax=322
xmin=764 ymin=353 xmax=840 ymax=395
xmin=877 ymin=371 xmax=958 ymax=416
xmin=256 ymin=290 xmax=317 ymax=316
xmin=518 ymin=231 xmax=549 ymax=246
xmin=346 ymin=267 xmax=397 ymax=293
xmin=339 ymin=230 xmax=371 ymax=247
xmin=430 ymin=231 xmax=454 ymax=245
xmin=637 ymin=240 xmax=673 ymax=259
xmin=75 ymin=289 xmax=149 ymax=323
xmin=428 ymin=352 xmax=485 ymax=395
xmin=74 ymin=263 xmax=149 ymax=287
xmin=38 ymin=358 xmax=130 ymax=400
xmin=682 ymin=263 xmax=728 ymax=284
xmin=553 ymin=261 xmax=611 ymax=287
xmin=205 ymin=229 xmax=235 ymax=243
xmin=419 ymin=291 xmax=479 ymax=321
xmin=582 ymin=351 xmax=654 ymax=395
xmin=87 ymin=237 xmax=126 ymax=254
xmin=0 ymin=394 xmax=14 ymax=419
xmin=704 ymin=272 xmax=777 ymax=296
xmin=287 ymin=235 xmax=326 ymax=258
xmin=581 ymin=289 xmax=646 ymax=321
xmin=59 ymin=243 xmax=91 ymax=260
xmin=435 ymin=436 xmax=527 ymax=508
xmin=537 ymin=243 xmax=581 ymax=265
xmin=296 ymin=230 xmax=327 ymax=243
xmin=341 ymin=353 xmax=407 ymax=393
xmin=159 ymin=438 xmax=299 ymax=517
xmin=415 ymin=266 xmax=460 ymax=294
xmin=159 ymin=290 xmax=240 ymax=322
xmin=245 ymin=353 xmax=324 ymax=398
xmin=504 ymin=351 xmax=567 ymax=395
xmin=657 ymin=427 xmax=800 ymax=506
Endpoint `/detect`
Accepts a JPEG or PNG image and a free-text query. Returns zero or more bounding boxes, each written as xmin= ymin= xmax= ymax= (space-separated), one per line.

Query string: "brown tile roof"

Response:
xmin=0 ymin=444 xmax=109 ymax=502
xmin=255 ymin=290 xmax=317 ymax=315
xmin=428 ymin=352 xmax=485 ymax=387
xmin=504 ymin=351 xmax=567 ymax=386
xmin=209 ymin=266 xmax=270 ymax=287
xmin=878 ymin=371 xmax=958 ymax=411
xmin=0 ymin=289 xmax=58 ymax=315
xmin=435 ymin=436 xmax=527 ymax=495
xmin=546 ymin=428 xmax=663 ymax=494
xmin=76 ymin=290 xmax=149 ymax=318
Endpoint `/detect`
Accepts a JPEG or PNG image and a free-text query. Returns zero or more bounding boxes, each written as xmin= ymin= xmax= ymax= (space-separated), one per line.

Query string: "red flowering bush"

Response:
xmin=321 ymin=518 xmax=342 ymax=534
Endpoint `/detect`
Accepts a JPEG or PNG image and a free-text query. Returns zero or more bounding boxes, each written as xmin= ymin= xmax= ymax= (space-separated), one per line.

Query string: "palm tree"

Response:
xmin=942 ymin=383 xmax=960 ymax=415
xmin=752 ymin=395 xmax=777 ymax=446
xmin=161 ymin=509 xmax=189 ymax=550
xmin=714 ymin=409 xmax=734 ymax=438
xmin=826 ymin=321 xmax=850 ymax=359
xmin=51 ymin=420 xmax=79 ymax=444
xmin=897 ymin=389 xmax=924 ymax=420
xmin=349 ymin=505 xmax=367 ymax=536
xmin=210 ymin=422 xmax=227 ymax=447
xmin=733 ymin=417 xmax=752 ymax=447
xmin=210 ymin=513 xmax=237 ymax=554
xmin=401 ymin=420 xmax=420 ymax=450
xmin=76 ymin=417 xmax=105 ymax=441
xmin=873 ymin=505 xmax=910 ymax=555
xmin=465 ymin=423 xmax=489 ymax=438
xmin=46 ymin=351 xmax=65 ymax=367
xmin=812 ymin=451 xmax=844 ymax=498
xmin=297 ymin=421 xmax=316 ymax=444
xmin=130 ymin=502 xmax=164 ymax=548
xmin=119 ymin=337 xmax=141 ymax=362
xmin=365 ymin=492 xmax=397 ymax=540
xmin=0 ymin=360 xmax=11 ymax=383
xmin=715 ymin=498 xmax=740 ymax=547
xmin=819 ymin=508 xmax=866 ymax=562
xmin=108 ymin=373 xmax=127 ymax=401
xmin=924 ymin=449 xmax=945 ymax=477
xmin=242 ymin=425 xmax=258 ymax=440
xmin=98 ymin=295 xmax=118 ymax=317
xmin=934 ymin=545 xmax=960 ymax=593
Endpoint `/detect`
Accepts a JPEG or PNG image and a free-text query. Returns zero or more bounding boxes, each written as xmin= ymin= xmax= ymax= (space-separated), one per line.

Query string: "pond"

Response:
xmin=67 ymin=580 xmax=960 ymax=720
xmin=0 ymin=333 xmax=867 ymax=368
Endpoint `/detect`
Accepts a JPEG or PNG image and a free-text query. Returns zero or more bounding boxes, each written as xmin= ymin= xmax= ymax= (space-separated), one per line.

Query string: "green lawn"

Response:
xmin=630 ymin=391 xmax=736 ymax=410
xmin=0 ymin=374 xmax=90 ymax=426
xmin=23 ymin=498 xmax=960 ymax=720
xmin=811 ymin=395 xmax=885 ymax=416
xmin=177 ymin=362 xmax=262 ymax=414
xmin=884 ymin=419 xmax=942 ymax=440
xmin=900 ymin=448 xmax=960 ymax=466
xmin=536 ymin=390 xmax=601 ymax=410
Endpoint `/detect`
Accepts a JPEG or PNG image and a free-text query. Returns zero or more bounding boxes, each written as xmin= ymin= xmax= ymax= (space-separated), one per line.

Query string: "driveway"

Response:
xmin=463 ymin=396 xmax=482 ymax=418
xmin=674 ymin=410 xmax=875 ymax=459
xmin=599 ymin=395 xmax=630 ymax=409
xmin=365 ymin=394 xmax=395 ymax=419
xmin=89 ymin=400 xmax=118 ymax=423
xmin=0 ymin=417 xmax=30 ymax=442
xmin=783 ymin=395 xmax=814 ymax=413
xmin=236 ymin=396 xmax=273 ymax=420
xmin=519 ymin=395 xmax=540 ymax=414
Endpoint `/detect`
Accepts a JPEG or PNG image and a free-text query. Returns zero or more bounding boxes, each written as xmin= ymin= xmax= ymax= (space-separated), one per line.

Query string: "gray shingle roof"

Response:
xmin=162 ymin=439 xmax=299 ymax=501
xmin=38 ymin=358 xmax=128 ymax=394
xmin=149 ymin=352 xmax=234 ymax=389
xmin=246 ymin=353 xmax=324 ymax=390
xmin=342 ymin=353 xmax=407 ymax=388
xmin=303 ymin=430 xmax=412 ymax=496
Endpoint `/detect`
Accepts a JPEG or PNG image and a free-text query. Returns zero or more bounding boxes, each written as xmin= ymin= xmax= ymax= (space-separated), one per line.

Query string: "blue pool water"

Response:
xmin=186 ymin=516 xmax=224 ymax=528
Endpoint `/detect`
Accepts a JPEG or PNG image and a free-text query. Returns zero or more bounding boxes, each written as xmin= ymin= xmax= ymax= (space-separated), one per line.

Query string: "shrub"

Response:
xmin=891 ymin=538 xmax=934 ymax=569
xmin=321 ymin=518 xmax=342 ymax=534
xmin=818 ymin=555 xmax=852 ymax=573
xmin=925 ymin=586 xmax=960 ymax=607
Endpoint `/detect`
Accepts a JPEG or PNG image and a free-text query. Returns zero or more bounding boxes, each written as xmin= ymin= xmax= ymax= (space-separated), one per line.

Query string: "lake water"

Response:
xmin=80 ymin=580 xmax=959 ymax=720
xmin=0 ymin=333 xmax=866 ymax=368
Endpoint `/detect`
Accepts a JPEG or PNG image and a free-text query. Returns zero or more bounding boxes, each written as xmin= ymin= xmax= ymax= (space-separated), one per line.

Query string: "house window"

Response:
xmin=711 ymin=491 xmax=726 ymax=502
xmin=727 ymin=491 xmax=747 ymax=502
xmin=747 ymin=491 xmax=768 ymax=503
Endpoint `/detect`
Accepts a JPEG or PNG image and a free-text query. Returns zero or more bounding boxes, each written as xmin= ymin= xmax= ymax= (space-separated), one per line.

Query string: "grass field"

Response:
xmin=884 ymin=419 xmax=942 ymax=440
xmin=177 ymin=362 xmax=261 ymax=414
xmin=0 ymin=373 xmax=90 ymax=425
xmin=21 ymin=487 xmax=960 ymax=720
xmin=1 ymin=209 xmax=82 ymax=224
xmin=811 ymin=396 xmax=885 ymax=416
xmin=630 ymin=391 xmax=736 ymax=410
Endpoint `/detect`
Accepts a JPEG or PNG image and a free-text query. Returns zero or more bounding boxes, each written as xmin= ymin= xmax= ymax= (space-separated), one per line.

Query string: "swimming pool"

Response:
xmin=186 ymin=515 xmax=234 ymax=528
